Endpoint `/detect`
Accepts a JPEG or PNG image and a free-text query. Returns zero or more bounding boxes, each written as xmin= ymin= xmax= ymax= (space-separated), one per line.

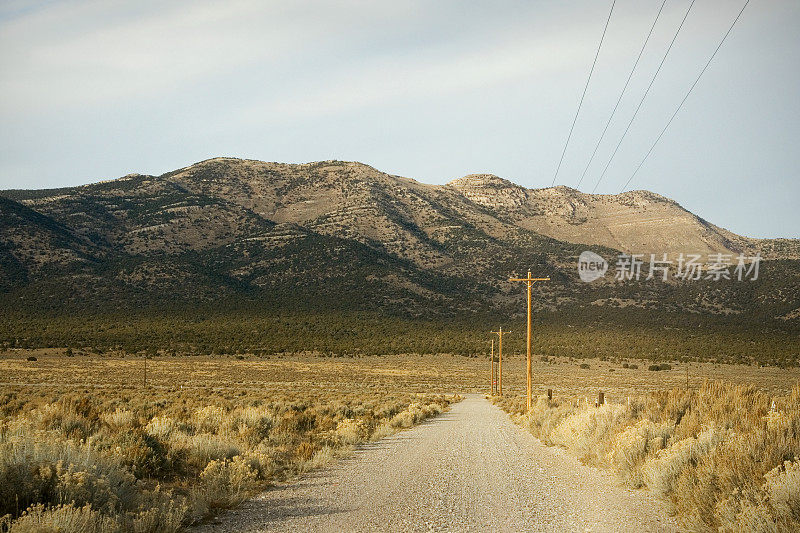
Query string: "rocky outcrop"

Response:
xmin=446 ymin=174 xmax=528 ymax=210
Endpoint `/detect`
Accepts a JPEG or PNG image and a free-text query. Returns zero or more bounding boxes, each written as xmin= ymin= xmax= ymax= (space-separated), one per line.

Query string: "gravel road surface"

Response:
xmin=198 ymin=394 xmax=677 ymax=532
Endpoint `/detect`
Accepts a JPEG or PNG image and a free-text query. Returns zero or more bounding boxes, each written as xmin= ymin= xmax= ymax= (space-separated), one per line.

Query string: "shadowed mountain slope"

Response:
xmin=1 ymin=158 xmax=798 ymax=329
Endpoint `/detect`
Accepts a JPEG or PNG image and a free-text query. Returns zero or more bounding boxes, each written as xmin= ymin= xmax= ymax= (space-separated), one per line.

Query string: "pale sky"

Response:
xmin=1 ymin=0 xmax=798 ymax=238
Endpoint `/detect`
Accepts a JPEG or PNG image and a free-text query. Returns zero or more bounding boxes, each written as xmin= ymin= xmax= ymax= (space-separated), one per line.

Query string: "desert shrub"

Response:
xmin=550 ymin=403 xmax=627 ymax=464
xmin=145 ymin=416 xmax=178 ymax=440
xmin=579 ymin=363 xmax=590 ymax=369
xmin=55 ymin=464 xmax=132 ymax=513
xmin=7 ymin=503 xmax=118 ymax=533
xmin=335 ymin=418 xmax=369 ymax=445
xmin=231 ymin=406 xmax=273 ymax=446
xmin=95 ymin=429 xmax=172 ymax=480
xmin=643 ymin=424 xmax=729 ymax=497
xmin=672 ymin=413 xmax=800 ymax=530
xmin=294 ymin=441 xmax=316 ymax=462
xmin=389 ymin=401 xmax=442 ymax=429
xmin=375 ymin=401 xmax=407 ymax=420
xmin=276 ymin=410 xmax=316 ymax=434
xmin=241 ymin=442 xmax=275 ymax=479
xmin=522 ymin=396 xmax=576 ymax=445
xmin=389 ymin=410 xmax=415 ymax=429
xmin=124 ymin=490 xmax=187 ymax=533
xmin=370 ymin=422 xmax=394 ymax=441
xmin=765 ymin=459 xmax=800 ymax=524
xmin=0 ymin=428 xmax=138 ymax=519
xmin=33 ymin=401 xmax=101 ymax=441
xmin=710 ymin=458 xmax=800 ymax=532
xmin=195 ymin=456 xmax=259 ymax=510
xmin=191 ymin=406 xmax=226 ymax=434
xmin=607 ymin=419 xmax=673 ymax=487
xmin=170 ymin=432 xmax=241 ymax=473
xmin=307 ymin=446 xmax=336 ymax=469
xmin=101 ymin=408 xmax=134 ymax=429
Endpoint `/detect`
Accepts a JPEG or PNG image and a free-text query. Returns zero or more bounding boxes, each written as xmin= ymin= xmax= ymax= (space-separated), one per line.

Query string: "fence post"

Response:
xmin=547 ymin=389 xmax=552 ymax=401
xmin=598 ymin=391 xmax=604 ymax=406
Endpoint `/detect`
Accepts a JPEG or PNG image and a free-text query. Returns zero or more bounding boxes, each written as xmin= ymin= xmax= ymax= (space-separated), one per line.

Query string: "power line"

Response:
xmin=620 ymin=0 xmax=750 ymax=193
xmin=590 ymin=0 xmax=696 ymax=193
xmin=576 ymin=0 xmax=667 ymax=190
xmin=551 ymin=0 xmax=616 ymax=187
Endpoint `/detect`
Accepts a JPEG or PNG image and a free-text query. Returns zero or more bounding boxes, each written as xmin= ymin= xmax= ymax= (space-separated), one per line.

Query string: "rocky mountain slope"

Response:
xmin=1 ymin=157 xmax=798 ymax=325
xmin=446 ymin=173 xmax=796 ymax=259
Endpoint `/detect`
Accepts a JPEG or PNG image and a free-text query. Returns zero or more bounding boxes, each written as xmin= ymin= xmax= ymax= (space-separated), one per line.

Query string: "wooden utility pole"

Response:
xmin=491 ymin=327 xmax=507 ymax=396
xmin=490 ymin=338 xmax=495 ymax=395
xmin=686 ymin=361 xmax=689 ymax=391
xmin=509 ymin=270 xmax=550 ymax=412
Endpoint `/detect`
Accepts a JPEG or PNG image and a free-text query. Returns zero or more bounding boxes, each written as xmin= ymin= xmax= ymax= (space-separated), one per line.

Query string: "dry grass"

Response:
xmin=0 ymin=354 xmax=459 ymax=532
xmin=495 ymin=380 xmax=800 ymax=531
xmin=1 ymin=350 xmax=798 ymax=532
xmin=1 ymin=349 xmax=797 ymax=397
xmin=492 ymin=353 xmax=799 ymax=399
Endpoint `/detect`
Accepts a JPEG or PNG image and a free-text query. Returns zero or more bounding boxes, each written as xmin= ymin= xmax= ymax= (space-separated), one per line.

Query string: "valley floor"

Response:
xmin=1 ymin=350 xmax=797 ymax=398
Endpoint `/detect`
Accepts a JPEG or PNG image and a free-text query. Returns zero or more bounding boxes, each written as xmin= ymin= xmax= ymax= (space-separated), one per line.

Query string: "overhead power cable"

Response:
xmin=575 ymin=0 xmax=667 ymax=190
xmin=590 ymin=0 xmax=696 ymax=193
xmin=550 ymin=0 xmax=616 ymax=187
xmin=620 ymin=0 xmax=750 ymax=193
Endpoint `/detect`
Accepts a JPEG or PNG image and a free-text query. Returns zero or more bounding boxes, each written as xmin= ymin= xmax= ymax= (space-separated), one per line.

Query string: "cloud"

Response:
xmin=0 ymin=0 xmax=429 ymax=112
xmin=0 ymin=0 xmax=624 ymax=116
xmin=235 ymin=31 xmax=595 ymax=123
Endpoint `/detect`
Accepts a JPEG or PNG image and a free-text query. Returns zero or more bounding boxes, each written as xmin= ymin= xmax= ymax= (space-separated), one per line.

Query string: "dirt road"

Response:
xmin=199 ymin=394 xmax=677 ymax=532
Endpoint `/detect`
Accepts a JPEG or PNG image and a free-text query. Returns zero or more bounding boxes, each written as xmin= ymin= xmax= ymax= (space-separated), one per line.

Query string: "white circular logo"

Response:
xmin=578 ymin=251 xmax=608 ymax=282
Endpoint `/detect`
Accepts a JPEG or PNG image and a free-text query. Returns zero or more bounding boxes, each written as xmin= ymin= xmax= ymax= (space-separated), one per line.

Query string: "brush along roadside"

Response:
xmin=492 ymin=380 xmax=800 ymax=532
xmin=0 ymin=385 xmax=458 ymax=532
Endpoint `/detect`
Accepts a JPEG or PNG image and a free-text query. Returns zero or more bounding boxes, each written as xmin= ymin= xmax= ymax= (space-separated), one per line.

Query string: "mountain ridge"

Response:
xmin=1 ymin=157 xmax=798 ymax=329
xmin=8 ymin=157 xmax=791 ymax=259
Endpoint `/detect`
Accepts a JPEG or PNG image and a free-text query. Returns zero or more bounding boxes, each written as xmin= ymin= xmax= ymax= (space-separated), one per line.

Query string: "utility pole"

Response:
xmin=686 ymin=360 xmax=689 ymax=391
xmin=509 ymin=270 xmax=550 ymax=412
xmin=491 ymin=327 xmax=508 ymax=396
xmin=490 ymin=338 xmax=495 ymax=395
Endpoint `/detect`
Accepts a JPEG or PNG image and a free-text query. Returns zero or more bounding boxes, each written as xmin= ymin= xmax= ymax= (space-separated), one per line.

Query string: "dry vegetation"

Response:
xmin=494 ymin=352 xmax=800 ymax=399
xmin=1 ymin=350 xmax=798 ymax=532
xmin=495 ymin=381 xmax=800 ymax=532
xmin=0 ymin=352 xmax=459 ymax=532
